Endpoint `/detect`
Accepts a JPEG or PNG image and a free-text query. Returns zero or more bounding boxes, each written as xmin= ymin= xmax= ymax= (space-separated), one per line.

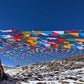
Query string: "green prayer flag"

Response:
xmin=77 ymin=30 xmax=84 ymax=32
xmin=59 ymin=45 xmax=64 ymax=49
xmin=23 ymin=31 xmax=31 ymax=33
xmin=66 ymin=38 xmax=75 ymax=41
xmin=59 ymin=33 xmax=68 ymax=37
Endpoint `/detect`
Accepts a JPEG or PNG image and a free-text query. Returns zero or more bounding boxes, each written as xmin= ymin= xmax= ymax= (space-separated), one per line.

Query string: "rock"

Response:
xmin=16 ymin=81 xmax=22 ymax=84
xmin=27 ymin=73 xmax=32 ymax=77
xmin=37 ymin=82 xmax=46 ymax=84
xmin=61 ymin=81 xmax=69 ymax=84
xmin=79 ymin=79 xmax=84 ymax=82
xmin=78 ymin=72 xmax=83 ymax=74
xmin=35 ymin=72 xmax=39 ymax=75
xmin=35 ymin=78 xmax=40 ymax=81
xmin=66 ymin=77 xmax=77 ymax=80
xmin=25 ymin=66 xmax=28 ymax=69
xmin=24 ymin=78 xmax=28 ymax=80
xmin=14 ymin=78 xmax=19 ymax=81
xmin=23 ymin=81 xmax=30 ymax=83
xmin=56 ymin=77 xmax=59 ymax=80
xmin=54 ymin=71 xmax=59 ymax=74
xmin=49 ymin=74 xmax=54 ymax=77
xmin=37 ymin=75 xmax=43 ymax=78
xmin=48 ymin=79 xmax=52 ymax=81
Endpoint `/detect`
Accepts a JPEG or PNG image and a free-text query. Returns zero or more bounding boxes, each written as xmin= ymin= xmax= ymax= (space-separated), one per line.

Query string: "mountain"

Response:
xmin=0 ymin=54 xmax=84 ymax=84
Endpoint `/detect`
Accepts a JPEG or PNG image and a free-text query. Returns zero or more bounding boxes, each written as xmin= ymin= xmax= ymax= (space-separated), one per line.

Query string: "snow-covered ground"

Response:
xmin=1 ymin=55 xmax=84 ymax=84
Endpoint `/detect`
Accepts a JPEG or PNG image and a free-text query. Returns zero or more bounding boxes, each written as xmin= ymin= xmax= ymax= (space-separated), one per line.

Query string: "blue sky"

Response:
xmin=0 ymin=0 xmax=84 ymax=66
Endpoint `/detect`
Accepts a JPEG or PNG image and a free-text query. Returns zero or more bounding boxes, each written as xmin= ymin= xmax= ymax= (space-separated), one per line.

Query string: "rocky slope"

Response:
xmin=0 ymin=54 xmax=84 ymax=84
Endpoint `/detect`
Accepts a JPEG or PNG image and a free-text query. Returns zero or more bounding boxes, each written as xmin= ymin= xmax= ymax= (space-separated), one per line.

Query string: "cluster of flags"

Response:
xmin=0 ymin=29 xmax=84 ymax=65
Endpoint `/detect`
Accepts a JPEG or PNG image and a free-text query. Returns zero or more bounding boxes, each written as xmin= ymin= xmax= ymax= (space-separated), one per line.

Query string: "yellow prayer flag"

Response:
xmin=69 ymin=33 xmax=79 ymax=37
xmin=36 ymin=48 xmax=39 ymax=51
xmin=27 ymin=37 xmax=38 ymax=41
xmin=23 ymin=32 xmax=30 ymax=37
xmin=64 ymin=45 xmax=71 ymax=49
xmin=75 ymin=39 xmax=84 ymax=42
xmin=63 ymin=41 xmax=69 ymax=44
xmin=32 ymin=30 xmax=41 ymax=34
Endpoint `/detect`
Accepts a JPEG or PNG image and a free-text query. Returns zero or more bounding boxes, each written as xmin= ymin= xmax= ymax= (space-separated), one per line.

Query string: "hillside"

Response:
xmin=0 ymin=54 xmax=84 ymax=84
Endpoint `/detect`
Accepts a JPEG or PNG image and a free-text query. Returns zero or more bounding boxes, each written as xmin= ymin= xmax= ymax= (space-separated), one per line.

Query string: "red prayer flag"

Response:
xmin=51 ymin=44 xmax=58 ymax=47
xmin=72 ymin=29 xmax=77 ymax=32
xmin=55 ymin=42 xmax=62 ymax=45
xmin=48 ymin=40 xmax=55 ymax=42
xmin=56 ymin=38 xmax=66 ymax=41
xmin=51 ymin=33 xmax=58 ymax=36
xmin=65 ymin=30 xmax=72 ymax=33
xmin=9 ymin=29 xmax=15 ymax=32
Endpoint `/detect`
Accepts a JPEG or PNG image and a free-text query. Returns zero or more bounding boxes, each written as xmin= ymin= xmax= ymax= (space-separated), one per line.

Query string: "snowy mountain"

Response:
xmin=1 ymin=54 xmax=84 ymax=84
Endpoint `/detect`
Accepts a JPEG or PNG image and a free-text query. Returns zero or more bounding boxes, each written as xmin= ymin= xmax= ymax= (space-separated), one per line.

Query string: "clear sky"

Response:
xmin=0 ymin=0 xmax=84 ymax=66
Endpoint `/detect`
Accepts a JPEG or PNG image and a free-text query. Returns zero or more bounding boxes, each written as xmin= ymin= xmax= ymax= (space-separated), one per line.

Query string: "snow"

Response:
xmin=0 ymin=60 xmax=84 ymax=84
xmin=75 ymin=62 xmax=84 ymax=64
xmin=21 ymin=81 xmax=62 ymax=84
